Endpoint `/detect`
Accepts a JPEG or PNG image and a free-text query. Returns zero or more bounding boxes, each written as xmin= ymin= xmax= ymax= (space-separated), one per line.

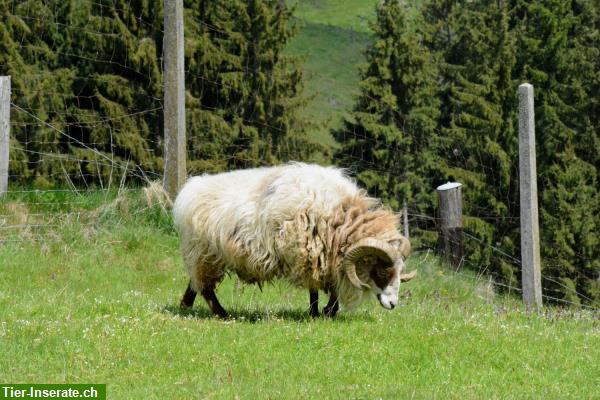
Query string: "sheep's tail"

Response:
xmin=172 ymin=177 xmax=202 ymax=233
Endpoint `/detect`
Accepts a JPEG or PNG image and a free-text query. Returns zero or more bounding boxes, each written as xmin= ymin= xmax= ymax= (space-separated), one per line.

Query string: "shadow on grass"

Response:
xmin=162 ymin=304 xmax=375 ymax=323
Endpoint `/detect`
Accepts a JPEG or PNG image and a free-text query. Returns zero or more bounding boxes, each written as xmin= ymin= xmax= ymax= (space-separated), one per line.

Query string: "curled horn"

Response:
xmin=343 ymin=238 xmax=398 ymax=290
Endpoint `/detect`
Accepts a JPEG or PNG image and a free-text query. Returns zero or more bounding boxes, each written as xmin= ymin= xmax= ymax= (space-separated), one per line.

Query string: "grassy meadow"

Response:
xmin=1 ymin=190 xmax=599 ymax=399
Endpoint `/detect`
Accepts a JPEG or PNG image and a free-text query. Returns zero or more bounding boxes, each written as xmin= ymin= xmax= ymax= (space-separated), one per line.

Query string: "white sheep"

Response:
xmin=173 ymin=162 xmax=416 ymax=318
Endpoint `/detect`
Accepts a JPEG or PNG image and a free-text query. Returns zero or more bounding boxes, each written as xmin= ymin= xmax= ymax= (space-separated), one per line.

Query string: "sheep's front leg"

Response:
xmin=309 ymin=289 xmax=319 ymax=318
xmin=323 ymin=291 xmax=339 ymax=317
xmin=180 ymin=280 xmax=197 ymax=308
xmin=201 ymin=288 xmax=229 ymax=319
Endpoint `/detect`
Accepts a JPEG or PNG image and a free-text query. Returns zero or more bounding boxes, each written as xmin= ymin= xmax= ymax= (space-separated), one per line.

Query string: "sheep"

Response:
xmin=173 ymin=162 xmax=416 ymax=318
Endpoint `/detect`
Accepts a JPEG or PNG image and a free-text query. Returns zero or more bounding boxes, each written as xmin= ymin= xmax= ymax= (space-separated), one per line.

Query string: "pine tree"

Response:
xmin=3 ymin=0 xmax=318 ymax=183
xmin=568 ymin=0 xmax=600 ymax=303
xmin=185 ymin=0 xmax=319 ymax=173
xmin=333 ymin=0 xmax=441 ymax=238
xmin=513 ymin=0 xmax=600 ymax=304
xmin=440 ymin=1 xmax=520 ymax=284
xmin=1 ymin=0 xmax=165 ymax=185
xmin=422 ymin=0 xmax=462 ymax=55
xmin=0 ymin=0 xmax=77 ymax=183
xmin=572 ymin=0 xmax=600 ymax=172
xmin=421 ymin=0 xmax=462 ymax=130
xmin=64 ymin=0 xmax=164 ymax=182
xmin=421 ymin=0 xmax=600 ymax=303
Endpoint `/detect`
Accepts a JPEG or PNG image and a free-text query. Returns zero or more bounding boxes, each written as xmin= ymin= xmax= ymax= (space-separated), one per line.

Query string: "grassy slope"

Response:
xmin=286 ymin=1 xmax=379 ymax=147
xmin=286 ymin=22 xmax=369 ymax=148
xmin=1 ymin=191 xmax=599 ymax=399
xmin=287 ymin=0 xmax=424 ymax=148
xmin=293 ymin=0 xmax=377 ymax=33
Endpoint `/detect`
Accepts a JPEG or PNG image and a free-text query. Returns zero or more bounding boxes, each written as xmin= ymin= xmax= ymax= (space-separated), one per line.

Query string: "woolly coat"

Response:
xmin=173 ymin=163 xmax=403 ymax=307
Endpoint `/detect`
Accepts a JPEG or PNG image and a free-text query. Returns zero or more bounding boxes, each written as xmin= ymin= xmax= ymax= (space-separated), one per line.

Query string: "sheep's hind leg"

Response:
xmin=323 ymin=291 xmax=339 ymax=318
xmin=309 ymin=289 xmax=319 ymax=318
xmin=201 ymin=288 xmax=229 ymax=319
xmin=180 ymin=280 xmax=197 ymax=308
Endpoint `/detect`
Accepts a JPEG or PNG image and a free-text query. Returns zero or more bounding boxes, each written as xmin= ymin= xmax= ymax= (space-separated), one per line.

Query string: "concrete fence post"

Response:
xmin=518 ymin=83 xmax=542 ymax=308
xmin=436 ymin=182 xmax=463 ymax=267
xmin=0 ymin=76 xmax=10 ymax=197
xmin=163 ymin=0 xmax=187 ymax=200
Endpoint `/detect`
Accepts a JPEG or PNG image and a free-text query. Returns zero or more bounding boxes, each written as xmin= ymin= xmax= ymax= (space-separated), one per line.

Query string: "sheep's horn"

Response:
xmin=343 ymin=238 xmax=398 ymax=290
xmin=399 ymin=269 xmax=417 ymax=282
xmin=344 ymin=261 xmax=370 ymax=290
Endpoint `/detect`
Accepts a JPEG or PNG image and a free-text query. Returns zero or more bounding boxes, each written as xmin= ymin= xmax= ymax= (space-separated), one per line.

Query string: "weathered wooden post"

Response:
xmin=0 ymin=76 xmax=10 ymax=197
xmin=436 ymin=182 xmax=463 ymax=267
xmin=518 ymin=83 xmax=542 ymax=308
xmin=163 ymin=0 xmax=187 ymax=200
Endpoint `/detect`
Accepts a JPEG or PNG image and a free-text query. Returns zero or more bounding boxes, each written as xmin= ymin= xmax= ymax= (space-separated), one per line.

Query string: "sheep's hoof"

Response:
xmin=180 ymin=300 xmax=193 ymax=309
xmin=323 ymin=305 xmax=338 ymax=318
xmin=181 ymin=281 xmax=197 ymax=308
xmin=200 ymin=288 xmax=230 ymax=319
xmin=309 ymin=289 xmax=319 ymax=318
xmin=309 ymin=308 xmax=320 ymax=318
xmin=212 ymin=305 xmax=230 ymax=319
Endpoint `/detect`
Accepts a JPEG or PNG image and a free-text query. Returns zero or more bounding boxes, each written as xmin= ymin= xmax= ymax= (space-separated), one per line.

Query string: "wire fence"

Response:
xmin=0 ymin=0 xmax=597 ymax=311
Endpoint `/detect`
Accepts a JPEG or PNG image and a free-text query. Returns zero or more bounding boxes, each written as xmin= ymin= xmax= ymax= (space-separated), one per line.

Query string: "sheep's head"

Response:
xmin=343 ymin=237 xmax=415 ymax=310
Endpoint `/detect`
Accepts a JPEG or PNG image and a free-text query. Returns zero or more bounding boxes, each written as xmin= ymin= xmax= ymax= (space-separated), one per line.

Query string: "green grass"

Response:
xmin=1 ymin=191 xmax=599 ymax=399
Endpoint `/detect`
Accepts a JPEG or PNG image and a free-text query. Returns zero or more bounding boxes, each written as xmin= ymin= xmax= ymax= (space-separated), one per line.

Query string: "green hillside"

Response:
xmin=293 ymin=0 xmax=377 ymax=32
xmin=286 ymin=0 xmax=380 ymax=147
xmin=286 ymin=0 xmax=424 ymax=147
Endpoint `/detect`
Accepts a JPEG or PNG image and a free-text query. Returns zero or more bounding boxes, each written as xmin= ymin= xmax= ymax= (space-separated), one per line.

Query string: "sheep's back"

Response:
xmin=173 ymin=163 xmax=366 ymax=282
xmin=173 ymin=167 xmax=274 ymax=242
xmin=257 ymin=163 xmax=361 ymax=223
xmin=174 ymin=163 xmax=362 ymax=234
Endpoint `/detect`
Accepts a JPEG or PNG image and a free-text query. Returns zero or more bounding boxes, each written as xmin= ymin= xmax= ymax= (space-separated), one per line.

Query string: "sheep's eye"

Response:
xmin=371 ymin=266 xmax=395 ymax=288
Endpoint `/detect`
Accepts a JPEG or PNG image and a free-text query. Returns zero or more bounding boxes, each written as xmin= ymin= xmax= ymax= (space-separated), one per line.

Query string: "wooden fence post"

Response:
xmin=0 ymin=76 xmax=10 ymax=197
xmin=518 ymin=83 xmax=542 ymax=308
xmin=163 ymin=0 xmax=187 ymax=200
xmin=436 ymin=182 xmax=463 ymax=267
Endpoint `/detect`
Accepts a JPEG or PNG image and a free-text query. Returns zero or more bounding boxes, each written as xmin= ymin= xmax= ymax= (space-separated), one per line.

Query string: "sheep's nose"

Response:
xmin=389 ymin=302 xmax=396 ymax=310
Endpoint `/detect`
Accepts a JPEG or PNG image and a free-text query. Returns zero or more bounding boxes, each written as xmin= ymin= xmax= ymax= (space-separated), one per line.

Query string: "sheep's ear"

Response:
xmin=399 ymin=269 xmax=417 ymax=282
xmin=399 ymin=236 xmax=411 ymax=258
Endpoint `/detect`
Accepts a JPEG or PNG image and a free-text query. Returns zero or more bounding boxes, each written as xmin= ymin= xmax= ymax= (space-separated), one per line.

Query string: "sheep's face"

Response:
xmin=343 ymin=237 xmax=414 ymax=310
xmin=353 ymin=254 xmax=405 ymax=310
xmin=370 ymin=258 xmax=405 ymax=310
xmin=372 ymin=237 xmax=412 ymax=309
